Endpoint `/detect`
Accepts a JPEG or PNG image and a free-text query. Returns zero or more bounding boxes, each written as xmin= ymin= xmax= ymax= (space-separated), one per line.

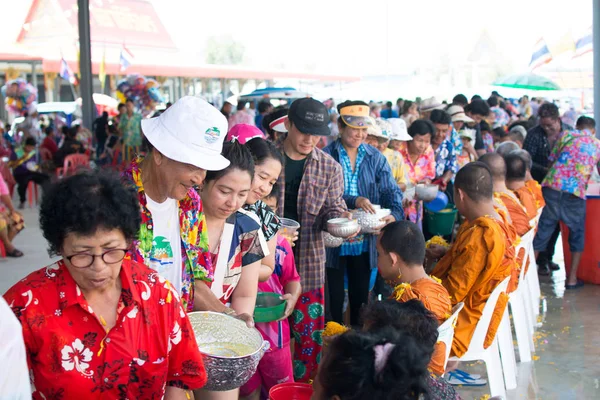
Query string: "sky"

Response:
xmin=1 ymin=0 xmax=594 ymax=78
xmin=153 ymin=0 xmax=594 ymax=76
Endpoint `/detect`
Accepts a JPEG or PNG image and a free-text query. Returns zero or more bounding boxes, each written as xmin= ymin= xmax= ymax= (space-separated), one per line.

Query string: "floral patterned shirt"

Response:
xmin=483 ymin=132 xmax=495 ymax=153
xmin=542 ymin=129 xmax=600 ymax=199
xmin=3 ymin=259 xmax=206 ymax=399
xmin=399 ymin=143 xmax=436 ymax=224
xmin=433 ymin=139 xmax=458 ymax=179
xmin=123 ymin=156 xmax=212 ymax=312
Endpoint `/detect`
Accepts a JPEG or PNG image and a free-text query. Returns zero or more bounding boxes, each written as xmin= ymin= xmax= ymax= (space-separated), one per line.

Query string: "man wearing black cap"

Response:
xmin=277 ymin=97 xmax=349 ymax=382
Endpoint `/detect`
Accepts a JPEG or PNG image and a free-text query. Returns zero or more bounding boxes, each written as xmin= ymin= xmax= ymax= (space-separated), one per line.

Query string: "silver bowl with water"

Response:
xmin=416 ymin=184 xmax=439 ymax=202
xmin=188 ymin=311 xmax=269 ymax=391
xmin=327 ymin=218 xmax=360 ymax=238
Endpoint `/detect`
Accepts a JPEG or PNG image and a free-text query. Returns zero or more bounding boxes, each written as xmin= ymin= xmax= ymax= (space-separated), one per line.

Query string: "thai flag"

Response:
xmin=59 ymin=58 xmax=75 ymax=84
xmin=529 ymin=38 xmax=553 ymax=70
xmin=120 ymin=46 xmax=134 ymax=72
xmin=573 ymin=28 xmax=592 ymax=59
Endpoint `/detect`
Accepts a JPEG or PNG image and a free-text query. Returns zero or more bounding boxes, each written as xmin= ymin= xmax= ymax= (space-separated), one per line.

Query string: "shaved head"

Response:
xmin=505 ymin=153 xmax=527 ymax=181
xmin=479 ymin=153 xmax=507 ymax=180
xmin=454 ymin=162 xmax=493 ymax=202
xmin=496 ymin=141 xmax=521 ymax=157
xmin=512 ymin=149 xmax=533 ymax=171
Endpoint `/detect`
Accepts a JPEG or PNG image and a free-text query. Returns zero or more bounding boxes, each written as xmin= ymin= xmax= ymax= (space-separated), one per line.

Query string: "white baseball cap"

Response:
xmin=388 ymin=118 xmax=412 ymax=141
xmin=141 ymin=96 xmax=230 ymax=171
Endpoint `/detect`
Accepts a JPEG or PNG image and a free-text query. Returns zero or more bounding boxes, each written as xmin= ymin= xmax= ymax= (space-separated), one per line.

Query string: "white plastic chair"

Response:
xmin=525 ymin=236 xmax=542 ymax=320
xmin=438 ymin=302 xmax=464 ymax=373
xmin=448 ymin=275 xmax=511 ymax=398
xmin=498 ymin=229 xmax=536 ymax=390
xmin=498 ymin=308 xmax=517 ymax=390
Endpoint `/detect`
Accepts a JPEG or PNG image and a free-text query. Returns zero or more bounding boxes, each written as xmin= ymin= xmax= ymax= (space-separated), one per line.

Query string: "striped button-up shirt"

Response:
xmin=339 ymin=144 xmax=368 ymax=256
xmin=323 ymin=141 xmax=404 ymax=271
xmin=276 ymin=142 xmax=348 ymax=292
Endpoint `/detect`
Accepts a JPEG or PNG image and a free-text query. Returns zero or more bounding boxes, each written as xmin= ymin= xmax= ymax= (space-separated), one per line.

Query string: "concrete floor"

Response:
xmin=2 ymin=208 xmax=599 ymax=400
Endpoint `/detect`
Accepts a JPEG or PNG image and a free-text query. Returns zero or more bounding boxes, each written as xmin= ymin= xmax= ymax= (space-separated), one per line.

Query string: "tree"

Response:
xmin=205 ymin=35 xmax=245 ymax=65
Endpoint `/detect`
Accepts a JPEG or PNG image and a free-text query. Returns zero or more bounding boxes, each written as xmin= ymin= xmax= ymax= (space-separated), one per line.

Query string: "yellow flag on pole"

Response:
xmin=99 ymin=46 xmax=106 ymax=91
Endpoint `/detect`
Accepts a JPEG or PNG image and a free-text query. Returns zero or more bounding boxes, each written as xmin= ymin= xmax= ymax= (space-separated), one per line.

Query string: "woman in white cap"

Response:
xmin=123 ymin=96 xmax=231 ymax=314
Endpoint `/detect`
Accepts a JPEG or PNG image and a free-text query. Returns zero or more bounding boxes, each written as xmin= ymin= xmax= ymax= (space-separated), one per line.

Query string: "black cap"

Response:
xmin=288 ymin=98 xmax=330 ymax=136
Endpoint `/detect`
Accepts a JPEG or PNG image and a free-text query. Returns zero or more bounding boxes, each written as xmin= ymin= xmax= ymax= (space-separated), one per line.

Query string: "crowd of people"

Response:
xmin=1 ymin=89 xmax=599 ymax=400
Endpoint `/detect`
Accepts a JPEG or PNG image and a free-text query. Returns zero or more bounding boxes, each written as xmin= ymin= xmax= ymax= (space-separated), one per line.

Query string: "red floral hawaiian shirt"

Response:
xmin=3 ymin=259 xmax=206 ymax=399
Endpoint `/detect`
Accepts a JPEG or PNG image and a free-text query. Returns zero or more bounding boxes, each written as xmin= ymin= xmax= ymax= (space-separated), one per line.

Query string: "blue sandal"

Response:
xmin=446 ymin=371 xmax=487 ymax=386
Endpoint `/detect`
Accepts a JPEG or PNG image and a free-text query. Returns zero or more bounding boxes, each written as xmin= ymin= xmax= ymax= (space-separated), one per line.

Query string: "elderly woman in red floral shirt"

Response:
xmin=3 ymin=172 xmax=206 ymax=399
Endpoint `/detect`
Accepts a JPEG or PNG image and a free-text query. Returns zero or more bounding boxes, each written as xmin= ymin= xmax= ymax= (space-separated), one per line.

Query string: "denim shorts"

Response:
xmin=533 ymin=187 xmax=586 ymax=252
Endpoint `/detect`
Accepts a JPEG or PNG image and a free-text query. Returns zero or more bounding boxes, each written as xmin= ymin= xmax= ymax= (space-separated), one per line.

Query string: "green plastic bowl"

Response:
xmin=254 ymin=293 xmax=286 ymax=323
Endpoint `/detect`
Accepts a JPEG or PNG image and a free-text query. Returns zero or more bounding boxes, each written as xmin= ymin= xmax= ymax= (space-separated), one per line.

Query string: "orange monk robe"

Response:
xmin=496 ymin=191 xmax=534 ymax=280
xmin=513 ymin=186 xmax=538 ymax=220
xmin=431 ymin=216 xmax=512 ymax=357
xmin=393 ymin=277 xmax=452 ymax=376
xmin=494 ymin=191 xmax=531 ymax=237
xmin=526 ymin=179 xmax=546 ymax=209
xmin=495 ymin=209 xmax=520 ymax=293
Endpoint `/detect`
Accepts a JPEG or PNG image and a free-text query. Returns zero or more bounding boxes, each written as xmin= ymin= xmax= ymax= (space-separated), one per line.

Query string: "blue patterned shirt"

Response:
xmin=339 ymin=144 xmax=368 ymax=256
xmin=434 ymin=139 xmax=459 ymax=180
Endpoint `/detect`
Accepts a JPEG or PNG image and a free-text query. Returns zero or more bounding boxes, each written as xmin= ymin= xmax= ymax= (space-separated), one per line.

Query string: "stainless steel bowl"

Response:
xmin=188 ymin=311 xmax=269 ymax=391
xmin=354 ymin=209 xmax=391 ymax=233
xmin=416 ymin=184 xmax=439 ymax=202
xmin=327 ymin=218 xmax=360 ymax=238
xmin=323 ymin=231 xmax=344 ymax=248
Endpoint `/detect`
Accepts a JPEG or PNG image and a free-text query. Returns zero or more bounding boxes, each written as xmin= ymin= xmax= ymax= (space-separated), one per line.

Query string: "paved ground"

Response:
xmin=2 ymin=206 xmax=599 ymax=399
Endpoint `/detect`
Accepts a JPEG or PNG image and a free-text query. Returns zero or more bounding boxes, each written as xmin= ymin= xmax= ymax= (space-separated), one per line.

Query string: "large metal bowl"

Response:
xmin=323 ymin=231 xmax=344 ymax=248
xmin=352 ymin=208 xmax=391 ymax=233
xmin=188 ymin=311 xmax=269 ymax=391
xmin=416 ymin=184 xmax=439 ymax=202
xmin=327 ymin=218 xmax=360 ymax=238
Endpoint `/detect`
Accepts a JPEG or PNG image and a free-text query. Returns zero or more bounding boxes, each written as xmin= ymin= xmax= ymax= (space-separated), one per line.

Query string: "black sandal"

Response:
xmin=6 ymin=248 xmax=24 ymax=258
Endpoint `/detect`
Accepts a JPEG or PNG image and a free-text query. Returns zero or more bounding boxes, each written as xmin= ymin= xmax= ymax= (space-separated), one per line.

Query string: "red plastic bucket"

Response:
xmin=269 ymin=382 xmax=313 ymax=400
xmin=561 ymin=197 xmax=600 ymax=284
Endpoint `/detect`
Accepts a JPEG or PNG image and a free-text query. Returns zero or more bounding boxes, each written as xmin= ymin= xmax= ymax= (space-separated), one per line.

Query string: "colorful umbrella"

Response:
xmin=492 ymin=73 xmax=561 ymax=91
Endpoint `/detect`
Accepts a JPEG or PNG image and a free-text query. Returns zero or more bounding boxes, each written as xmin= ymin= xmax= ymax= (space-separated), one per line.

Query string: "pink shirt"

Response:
xmin=0 ymin=174 xmax=9 ymax=196
xmin=255 ymin=235 xmax=300 ymax=350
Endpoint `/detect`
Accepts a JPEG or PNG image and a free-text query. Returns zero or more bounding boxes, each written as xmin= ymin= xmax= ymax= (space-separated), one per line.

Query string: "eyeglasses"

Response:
xmin=65 ymin=249 xmax=128 ymax=268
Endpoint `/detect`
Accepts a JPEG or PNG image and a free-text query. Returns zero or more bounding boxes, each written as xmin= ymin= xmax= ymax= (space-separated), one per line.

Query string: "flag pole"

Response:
xmin=78 ymin=0 xmax=94 ymax=129
xmin=593 ymin=0 xmax=600 ymax=138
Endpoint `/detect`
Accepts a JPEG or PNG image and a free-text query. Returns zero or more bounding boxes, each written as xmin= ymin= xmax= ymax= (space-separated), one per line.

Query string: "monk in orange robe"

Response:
xmin=505 ymin=152 xmax=538 ymax=219
xmin=427 ymin=162 xmax=512 ymax=358
xmin=516 ymin=149 xmax=546 ymax=210
xmin=377 ymin=220 xmax=452 ymax=376
xmin=480 ymin=153 xmax=530 ymax=291
xmin=480 ymin=153 xmax=532 ymax=237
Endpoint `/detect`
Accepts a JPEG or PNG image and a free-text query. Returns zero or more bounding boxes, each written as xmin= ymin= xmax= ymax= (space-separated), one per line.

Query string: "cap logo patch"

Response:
xmin=304 ymin=111 xmax=325 ymax=122
xmin=205 ymin=127 xmax=220 ymax=144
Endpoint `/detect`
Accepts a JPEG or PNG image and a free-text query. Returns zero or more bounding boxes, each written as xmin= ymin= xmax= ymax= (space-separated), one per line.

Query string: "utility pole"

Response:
xmin=78 ymin=0 xmax=94 ymax=129
xmin=594 ymin=0 xmax=600 ymax=137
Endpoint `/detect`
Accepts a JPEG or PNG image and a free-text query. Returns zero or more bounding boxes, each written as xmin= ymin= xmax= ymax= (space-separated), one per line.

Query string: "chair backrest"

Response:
xmin=63 ymin=153 xmax=90 ymax=176
xmin=464 ymin=275 xmax=511 ymax=352
xmin=438 ymin=302 xmax=464 ymax=371
xmin=515 ymin=228 xmax=535 ymax=284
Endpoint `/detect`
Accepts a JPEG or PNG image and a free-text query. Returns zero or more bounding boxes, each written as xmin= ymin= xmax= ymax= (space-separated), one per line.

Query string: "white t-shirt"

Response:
xmin=146 ymin=196 xmax=182 ymax=293
xmin=0 ymin=297 xmax=31 ymax=399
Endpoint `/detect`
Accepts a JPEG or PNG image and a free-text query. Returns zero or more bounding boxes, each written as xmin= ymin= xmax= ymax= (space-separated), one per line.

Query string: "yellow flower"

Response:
xmin=323 ymin=322 xmax=349 ymax=337
xmin=425 ymin=236 xmax=449 ymax=248
xmin=393 ymin=283 xmax=411 ymax=300
xmin=430 ymin=275 xmax=442 ymax=284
